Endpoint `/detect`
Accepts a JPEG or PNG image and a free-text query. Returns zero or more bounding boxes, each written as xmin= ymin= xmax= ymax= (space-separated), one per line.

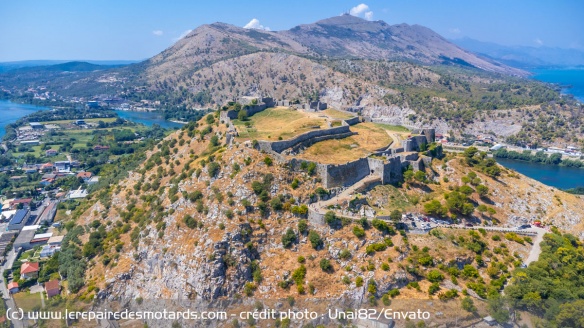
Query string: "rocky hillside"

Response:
xmin=60 ymin=112 xmax=584 ymax=327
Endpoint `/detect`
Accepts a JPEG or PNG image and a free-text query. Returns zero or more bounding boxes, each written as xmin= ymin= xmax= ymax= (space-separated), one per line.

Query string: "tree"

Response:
xmin=463 ymin=147 xmax=479 ymax=165
xmin=297 ymin=220 xmax=308 ymax=234
xmin=282 ymin=228 xmax=297 ymax=248
xmin=209 ymin=135 xmax=220 ymax=147
xmin=476 ymin=184 xmax=489 ymax=197
xmin=324 ymin=211 xmax=337 ymax=227
xmin=353 ymin=225 xmax=366 ymax=238
xmin=207 ymin=162 xmax=220 ymax=178
xmin=488 ymin=296 xmax=510 ymax=323
xmin=487 ymin=207 xmax=496 ymax=217
xmin=424 ymin=199 xmax=447 ymax=217
xmin=319 ymin=258 xmax=333 ymax=272
xmin=462 ymin=264 xmax=479 ymax=278
xmin=403 ymin=170 xmax=414 ymax=183
xmin=427 ymin=270 xmax=445 ymax=283
xmin=461 ymin=297 xmax=477 ymax=313
xmin=270 ymin=197 xmax=283 ymax=211
xmin=308 ymin=231 xmax=323 ymax=249
xmin=237 ymin=109 xmax=248 ymax=121
xmin=556 ymin=300 xmax=584 ymax=328
xmin=414 ymin=170 xmax=427 ymax=183
xmin=390 ymin=210 xmax=402 ymax=222
xmin=445 ymin=191 xmax=474 ymax=215
xmin=458 ymin=185 xmax=474 ymax=196
xmin=263 ymin=156 xmax=273 ymax=166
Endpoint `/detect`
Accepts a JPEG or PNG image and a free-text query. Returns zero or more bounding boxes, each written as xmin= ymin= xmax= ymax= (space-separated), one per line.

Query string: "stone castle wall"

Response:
xmin=342 ymin=116 xmax=361 ymax=126
xmin=317 ymin=157 xmax=371 ymax=189
xmin=257 ymin=126 xmax=352 ymax=153
xmin=226 ymin=104 xmax=268 ymax=119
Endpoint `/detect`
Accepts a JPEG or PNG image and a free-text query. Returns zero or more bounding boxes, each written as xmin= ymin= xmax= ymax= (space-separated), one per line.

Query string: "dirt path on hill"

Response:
xmin=386 ymin=131 xmax=402 ymax=149
xmin=310 ymin=175 xmax=381 ymax=219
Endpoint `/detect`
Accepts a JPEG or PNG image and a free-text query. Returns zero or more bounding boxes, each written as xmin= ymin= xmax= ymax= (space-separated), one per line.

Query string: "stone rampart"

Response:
xmin=226 ymin=104 xmax=268 ymax=119
xmin=257 ymin=126 xmax=351 ymax=153
xmin=342 ymin=116 xmax=361 ymax=126
xmin=317 ymin=157 xmax=370 ymax=189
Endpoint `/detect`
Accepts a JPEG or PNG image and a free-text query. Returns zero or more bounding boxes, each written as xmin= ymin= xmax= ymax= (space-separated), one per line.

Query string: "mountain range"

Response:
xmin=2 ymin=15 xmax=583 ymax=146
xmin=452 ymin=37 xmax=584 ymax=68
xmin=144 ymin=14 xmax=523 ymax=80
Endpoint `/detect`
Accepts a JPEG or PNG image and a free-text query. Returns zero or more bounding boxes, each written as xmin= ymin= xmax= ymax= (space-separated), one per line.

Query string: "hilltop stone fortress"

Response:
xmin=221 ymin=97 xmax=441 ymax=191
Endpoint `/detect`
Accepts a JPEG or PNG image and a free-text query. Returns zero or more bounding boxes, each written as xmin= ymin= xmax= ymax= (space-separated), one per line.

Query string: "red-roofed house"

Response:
xmin=9 ymin=198 xmax=32 ymax=210
xmin=20 ymin=262 xmax=39 ymax=279
xmin=93 ymin=145 xmax=110 ymax=151
xmin=7 ymin=282 xmax=19 ymax=294
xmin=76 ymin=171 xmax=93 ymax=182
xmin=40 ymin=162 xmax=54 ymax=172
xmin=44 ymin=279 xmax=60 ymax=298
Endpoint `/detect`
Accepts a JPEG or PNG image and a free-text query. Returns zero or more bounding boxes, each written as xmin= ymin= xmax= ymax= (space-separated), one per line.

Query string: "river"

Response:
xmin=114 ymin=110 xmax=184 ymax=129
xmin=0 ymin=100 xmax=184 ymax=139
xmin=495 ymin=157 xmax=584 ymax=190
xmin=0 ymin=100 xmax=50 ymax=138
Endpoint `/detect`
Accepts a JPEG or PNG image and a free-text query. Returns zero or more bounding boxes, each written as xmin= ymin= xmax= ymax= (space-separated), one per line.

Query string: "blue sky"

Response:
xmin=0 ymin=0 xmax=582 ymax=61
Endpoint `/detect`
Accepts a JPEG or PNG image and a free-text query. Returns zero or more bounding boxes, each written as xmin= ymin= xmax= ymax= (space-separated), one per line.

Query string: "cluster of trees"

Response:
xmin=462 ymin=147 xmax=501 ymax=178
xmin=494 ymin=148 xmax=579 ymax=167
xmin=493 ymin=231 xmax=584 ymax=326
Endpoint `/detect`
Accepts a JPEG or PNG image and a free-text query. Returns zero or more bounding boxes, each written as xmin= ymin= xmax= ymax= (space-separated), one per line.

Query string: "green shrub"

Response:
xmin=308 ymin=231 xmax=323 ymax=249
xmin=353 ymin=225 xmax=366 ymax=238
xmin=319 ymin=259 xmax=333 ymax=272
xmin=281 ymin=228 xmax=297 ymax=248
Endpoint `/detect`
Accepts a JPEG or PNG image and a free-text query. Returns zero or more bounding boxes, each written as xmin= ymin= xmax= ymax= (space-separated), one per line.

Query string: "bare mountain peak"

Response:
xmin=147 ymin=15 xmax=524 ymax=77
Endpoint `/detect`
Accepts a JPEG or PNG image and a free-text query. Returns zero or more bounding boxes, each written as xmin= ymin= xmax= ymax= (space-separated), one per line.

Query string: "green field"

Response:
xmin=40 ymin=117 xmax=117 ymax=125
xmin=373 ymin=123 xmax=410 ymax=132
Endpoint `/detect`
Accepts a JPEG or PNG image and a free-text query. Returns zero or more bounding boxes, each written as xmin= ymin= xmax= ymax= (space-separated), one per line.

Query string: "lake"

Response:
xmin=0 ymin=100 xmax=51 ymax=138
xmin=495 ymin=157 xmax=584 ymax=190
xmin=115 ymin=110 xmax=184 ymax=129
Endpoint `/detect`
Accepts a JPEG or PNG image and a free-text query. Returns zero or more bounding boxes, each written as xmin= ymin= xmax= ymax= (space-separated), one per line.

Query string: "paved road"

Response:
xmin=1 ymin=251 xmax=25 ymax=328
xmin=309 ymin=169 xmax=548 ymax=265
xmin=525 ymin=227 xmax=546 ymax=265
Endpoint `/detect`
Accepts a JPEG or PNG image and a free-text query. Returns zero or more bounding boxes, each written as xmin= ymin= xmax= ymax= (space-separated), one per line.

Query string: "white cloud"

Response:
xmin=243 ymin=18 xmax=270 ymax=31
xmin=449 ymin=28 xmax=461 ymax=34
xmin=152 ymin=30 xmax=163 ymax=36
xmin=349 ymin=4 xmax=374 ymax=21
xmin=173 ymin=29 xmax=192 ymax=42
xmin=350 ymin=3 xmax=369 ymax=16
xmin=534 ymin=38 xmax=544 ymax=46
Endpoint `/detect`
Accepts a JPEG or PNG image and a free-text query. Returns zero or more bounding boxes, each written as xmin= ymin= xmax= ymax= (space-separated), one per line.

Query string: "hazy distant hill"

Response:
xmin=452 ymin=37 xmax=584 ymax=68
xmin=0 ymin=60 xmax=138 ymax=73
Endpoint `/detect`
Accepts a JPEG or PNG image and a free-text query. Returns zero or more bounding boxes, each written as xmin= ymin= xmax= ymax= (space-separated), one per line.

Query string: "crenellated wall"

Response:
xmin=257 ymin=126 xmax=352 ymax=153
